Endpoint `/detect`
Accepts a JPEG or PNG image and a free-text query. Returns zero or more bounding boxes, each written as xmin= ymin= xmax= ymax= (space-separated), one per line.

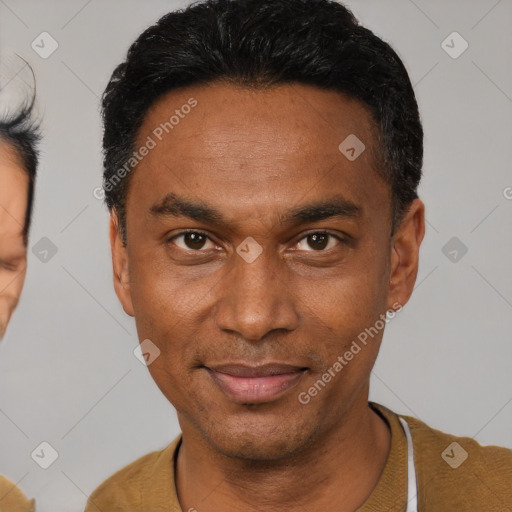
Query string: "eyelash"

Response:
xmin=167 ymin=230 xmax=347 ymax=252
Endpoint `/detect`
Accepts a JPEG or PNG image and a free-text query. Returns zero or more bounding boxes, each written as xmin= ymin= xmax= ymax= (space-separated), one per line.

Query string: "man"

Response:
xmin=0 ymin=83 xmax=38 ymax=341
xmin=0 ymin=65 xmax=39 ymax=511
xmin=86 ymin=0 xmax=512 ymax=510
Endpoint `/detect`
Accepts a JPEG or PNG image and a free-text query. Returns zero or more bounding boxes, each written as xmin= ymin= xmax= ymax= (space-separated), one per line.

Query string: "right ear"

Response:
xmin=109 ymin=210 xmax=135 ymax=317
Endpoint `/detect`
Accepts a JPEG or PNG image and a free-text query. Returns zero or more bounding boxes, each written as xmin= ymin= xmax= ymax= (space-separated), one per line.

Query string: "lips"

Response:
xmin=206 ymin=363 xmax=307 ymax=404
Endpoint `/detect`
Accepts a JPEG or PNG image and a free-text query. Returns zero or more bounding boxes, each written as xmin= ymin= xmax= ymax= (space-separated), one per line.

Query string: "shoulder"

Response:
xmin=403 ymin=411 xmax=512 ymax=469
xmin=85 ymin=436 xmax=181 ymax=512
xmin=402 ymin=410 xmax=512 ymax=510
xmin=0 ymin=475 xmax=35 ymax=512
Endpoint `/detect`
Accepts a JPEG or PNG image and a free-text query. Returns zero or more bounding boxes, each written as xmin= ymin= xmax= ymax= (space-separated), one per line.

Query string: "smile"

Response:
xmin=205 ymin=363 xmax=307 ymax=404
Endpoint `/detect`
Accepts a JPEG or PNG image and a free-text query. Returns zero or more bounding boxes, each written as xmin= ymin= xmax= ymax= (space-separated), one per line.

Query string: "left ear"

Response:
xmin=387 ymin=199 xmax=425 ymax=310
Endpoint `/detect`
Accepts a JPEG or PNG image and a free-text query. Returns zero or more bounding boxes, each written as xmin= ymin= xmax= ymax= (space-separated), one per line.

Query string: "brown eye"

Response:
xmin=170 ymin=232 xmax=216 ymax=251
xmin=184 ymin=233 xmax=206 ymax=250
xmin=295 ymin=232 xmax=340 ymax=252
xmin=307 ymin=233 xmax=328 ymax=250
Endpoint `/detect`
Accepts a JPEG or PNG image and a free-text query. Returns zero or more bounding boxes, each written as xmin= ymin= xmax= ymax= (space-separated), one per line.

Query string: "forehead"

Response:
xmin=129 ymin=82 xmax=389 ymax=222
xmin=139 ymin=82 xmax=377 ymax=158
xmin=0 ymin=142 xmax=28 ymax=243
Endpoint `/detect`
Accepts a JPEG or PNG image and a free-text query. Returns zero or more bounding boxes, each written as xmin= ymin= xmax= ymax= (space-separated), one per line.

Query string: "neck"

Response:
xmin=175 ymin=399 xmax=391 ymax=512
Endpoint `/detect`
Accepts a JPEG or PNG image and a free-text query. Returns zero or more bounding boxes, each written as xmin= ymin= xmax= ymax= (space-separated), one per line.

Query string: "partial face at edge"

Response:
xmin=0 ymin=142 xmax=29 ymax=339
xmin=110 ymin=83 xmax=424 ymax=460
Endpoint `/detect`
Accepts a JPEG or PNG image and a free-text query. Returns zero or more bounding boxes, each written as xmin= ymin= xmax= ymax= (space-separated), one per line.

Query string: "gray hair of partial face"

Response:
xmin=0 ymin=53 xmax=41 ymax=244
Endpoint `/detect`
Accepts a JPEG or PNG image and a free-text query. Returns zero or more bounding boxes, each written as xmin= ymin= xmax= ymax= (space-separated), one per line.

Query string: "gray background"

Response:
xmin=0 ymin=0 xmax=511 ymax=511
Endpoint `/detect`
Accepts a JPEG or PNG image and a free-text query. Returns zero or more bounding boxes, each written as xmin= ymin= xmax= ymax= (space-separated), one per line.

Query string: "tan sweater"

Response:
xmin=0 ymin=476 xmax=35 ymax=512
xmin=85 ymin=402 xmax=512 ymax=511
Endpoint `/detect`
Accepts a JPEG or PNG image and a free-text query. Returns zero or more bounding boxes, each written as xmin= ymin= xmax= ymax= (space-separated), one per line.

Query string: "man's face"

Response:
xmin=0 ymin=142 xmax=28 ymax=339
xmin=112 ymin=83 xmax=422 ymax=460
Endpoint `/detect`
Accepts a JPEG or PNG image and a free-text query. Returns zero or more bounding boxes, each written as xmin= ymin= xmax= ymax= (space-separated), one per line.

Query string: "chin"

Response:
xmin=199 ymin=412 xmax=316 ymax=462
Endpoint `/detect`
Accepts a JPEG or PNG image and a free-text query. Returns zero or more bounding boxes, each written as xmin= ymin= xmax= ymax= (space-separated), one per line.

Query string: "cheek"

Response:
xmin=292 ymin=252 xmax=391 ymax=378
xmin=129 ymin=246 xmax=220 ymax=317
xmin=0 ymin=268 xmax=26 ymax=299
xmin=127 ymin=254 xmax=217 ymax=373
xmin=299 ymin=261 xmax=389 ymax=333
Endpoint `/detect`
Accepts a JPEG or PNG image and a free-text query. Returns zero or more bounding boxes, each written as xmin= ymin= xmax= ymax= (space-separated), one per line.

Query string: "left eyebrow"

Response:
xmin=278 ymin=195 xmax=362 ymax=225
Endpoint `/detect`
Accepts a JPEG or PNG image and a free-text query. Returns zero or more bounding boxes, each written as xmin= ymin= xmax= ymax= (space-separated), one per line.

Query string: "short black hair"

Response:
xmin=102 ymin=0 xmax=423 ymax=243
xmin=0 ymin=76 xmax=40 ymax=245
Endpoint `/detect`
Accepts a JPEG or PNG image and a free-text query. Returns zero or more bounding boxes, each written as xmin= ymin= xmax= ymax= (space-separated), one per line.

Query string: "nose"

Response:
xmin=214 ymin=247 xmax=300 ymax=342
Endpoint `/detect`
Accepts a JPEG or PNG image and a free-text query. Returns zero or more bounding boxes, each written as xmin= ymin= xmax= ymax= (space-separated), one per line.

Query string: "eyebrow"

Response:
xmin=149 ymin=193 xmax=361 ymax=227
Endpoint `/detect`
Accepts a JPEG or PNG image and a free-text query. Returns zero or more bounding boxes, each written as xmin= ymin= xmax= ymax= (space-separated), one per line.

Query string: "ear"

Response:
xmin=110 ymin=210 xmax=134 ymax=317
xmin=387 ymin=199 xmax=425 ymax=311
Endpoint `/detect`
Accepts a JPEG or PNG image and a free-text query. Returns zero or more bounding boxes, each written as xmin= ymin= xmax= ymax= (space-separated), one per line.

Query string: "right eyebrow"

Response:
xmin=149 ymin=193 xmax=227 ymax=226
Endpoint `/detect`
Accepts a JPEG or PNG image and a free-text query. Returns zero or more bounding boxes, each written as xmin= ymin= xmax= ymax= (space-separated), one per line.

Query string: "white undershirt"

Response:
xmin=398 ymin=416 xmax=419 ymax=512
